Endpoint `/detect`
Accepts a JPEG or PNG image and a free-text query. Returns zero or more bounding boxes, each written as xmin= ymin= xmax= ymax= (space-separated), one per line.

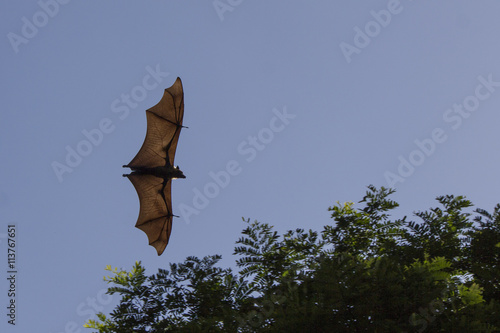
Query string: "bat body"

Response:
xmin=122 ymin=77 xmax=185 ymax=255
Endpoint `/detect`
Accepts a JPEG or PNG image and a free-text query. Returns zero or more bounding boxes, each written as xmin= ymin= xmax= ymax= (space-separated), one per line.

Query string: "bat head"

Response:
xmin=172 ymin=166 xmax=186 ymax=179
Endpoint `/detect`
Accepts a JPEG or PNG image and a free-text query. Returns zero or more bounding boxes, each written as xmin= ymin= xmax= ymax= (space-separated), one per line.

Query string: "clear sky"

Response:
xmin=1 ymin=1 xmax=500 ymax=332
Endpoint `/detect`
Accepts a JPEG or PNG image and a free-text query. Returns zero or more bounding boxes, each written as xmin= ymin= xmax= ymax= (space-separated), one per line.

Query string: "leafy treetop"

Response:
xmin=86 ymin=186 xmax=500 ymax=332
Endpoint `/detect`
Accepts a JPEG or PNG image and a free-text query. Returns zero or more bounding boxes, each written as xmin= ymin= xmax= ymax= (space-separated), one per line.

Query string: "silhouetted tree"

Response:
xmin=86 ymin=186 xmax=500 ymax=332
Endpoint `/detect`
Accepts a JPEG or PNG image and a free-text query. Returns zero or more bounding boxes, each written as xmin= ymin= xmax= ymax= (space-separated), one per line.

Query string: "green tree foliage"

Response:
xmin=86 ymin=186 xmax=500 ymax=332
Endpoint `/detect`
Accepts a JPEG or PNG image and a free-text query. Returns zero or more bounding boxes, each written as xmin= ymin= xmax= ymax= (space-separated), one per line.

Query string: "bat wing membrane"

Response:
xmin=127 ymin=174 xmax=173 ymax=255
xmin=127 ymin=77 xmax=184 ymax=168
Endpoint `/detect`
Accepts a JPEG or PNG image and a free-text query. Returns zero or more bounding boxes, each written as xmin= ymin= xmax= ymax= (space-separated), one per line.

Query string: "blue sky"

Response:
xmin=1 ymin=1 xmax=500 ymax=331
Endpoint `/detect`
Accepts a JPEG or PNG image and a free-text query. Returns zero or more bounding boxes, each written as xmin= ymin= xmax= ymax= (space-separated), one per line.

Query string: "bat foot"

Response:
xmin=122 ymin=174 xmax=129 ymax=177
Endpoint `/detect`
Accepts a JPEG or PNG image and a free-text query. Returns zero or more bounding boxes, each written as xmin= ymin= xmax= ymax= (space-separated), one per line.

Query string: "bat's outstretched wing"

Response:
xmin=127 ymin=77 xmax=184 ymax=169
xmin=123 ymin=77 xmax=184 ymax=255
xmin=127 ymin=174 xmax=173 ymax=255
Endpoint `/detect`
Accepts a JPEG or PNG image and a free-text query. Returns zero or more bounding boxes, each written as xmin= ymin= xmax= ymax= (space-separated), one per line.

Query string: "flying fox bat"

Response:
xmin=123 ymin=77 xmax=185 ymax=255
